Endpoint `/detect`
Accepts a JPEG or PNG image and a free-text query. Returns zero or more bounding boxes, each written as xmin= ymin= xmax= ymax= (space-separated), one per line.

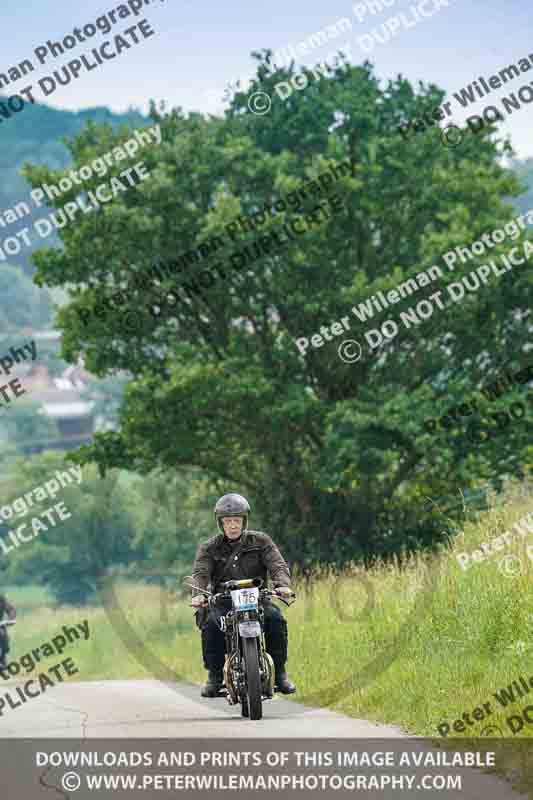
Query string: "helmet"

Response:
xmin=214 ymin=493 xmax=251 ymax=533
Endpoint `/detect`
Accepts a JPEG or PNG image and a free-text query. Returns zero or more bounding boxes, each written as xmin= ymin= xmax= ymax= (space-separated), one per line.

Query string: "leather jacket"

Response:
xmin=191 ymin=529 xmax=291 ymax=596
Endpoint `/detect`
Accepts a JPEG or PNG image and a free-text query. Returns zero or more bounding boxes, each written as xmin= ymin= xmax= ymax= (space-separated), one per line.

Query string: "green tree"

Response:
xmin=125 ymin=469 xmax=218 ymax=587
xmin=0 ymin=401 xmax=59 ymax=472
xmin=24 ymin=58 xmax=532 ymax=565
xmin=0 ymin=264 xmax=52 ymax=332
xmin=0 ymin=453 xmax=217 ymax=604
xmin=80 ymin=372 xmax=129 ymax=432
xmin=0 ymin=452 xmax=137 ymax=604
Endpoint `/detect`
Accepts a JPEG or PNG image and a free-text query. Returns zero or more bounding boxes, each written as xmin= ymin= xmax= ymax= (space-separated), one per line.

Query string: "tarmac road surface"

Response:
xmin=0 ymin=680 xmax=527 ymax=800
xmin=0 ymin=679 xmax=406 ymax=738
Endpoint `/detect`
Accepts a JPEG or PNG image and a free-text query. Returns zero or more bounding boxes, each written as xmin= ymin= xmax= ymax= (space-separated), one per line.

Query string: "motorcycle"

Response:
xmin=185 ymin=577 xmax=295 ymax=720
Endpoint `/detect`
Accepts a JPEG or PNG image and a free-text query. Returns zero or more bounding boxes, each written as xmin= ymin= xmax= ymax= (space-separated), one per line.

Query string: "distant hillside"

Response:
xmin=0 ymin=99 xmax=146 ymax=272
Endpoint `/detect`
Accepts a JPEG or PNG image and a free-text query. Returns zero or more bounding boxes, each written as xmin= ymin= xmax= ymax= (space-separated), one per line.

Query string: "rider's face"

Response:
xmin=222 ymin=517 xmax=243 ymax=538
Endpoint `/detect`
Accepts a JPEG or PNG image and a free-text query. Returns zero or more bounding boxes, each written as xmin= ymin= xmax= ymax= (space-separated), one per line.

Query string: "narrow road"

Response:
xmin=0 ymin=680 xmax=526 ymax=800
xmin=0 ymin=679 xmax=406 ymax=737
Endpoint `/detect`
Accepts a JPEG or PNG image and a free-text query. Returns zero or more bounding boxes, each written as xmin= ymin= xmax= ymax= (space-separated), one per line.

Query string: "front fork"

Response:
xmin=222 ymin=609 xmax=274 ymax=703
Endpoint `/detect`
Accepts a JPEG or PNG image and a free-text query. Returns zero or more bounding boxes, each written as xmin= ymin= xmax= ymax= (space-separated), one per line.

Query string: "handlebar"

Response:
xmin=0 ymin=620 xmax=16 ymax=627
xmin=190 ymin=588 xmax=296 ymax=609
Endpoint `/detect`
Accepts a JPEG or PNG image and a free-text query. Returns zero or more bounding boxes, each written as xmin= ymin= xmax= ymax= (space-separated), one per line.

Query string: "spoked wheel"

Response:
xmin=242 ymin=637 xmax=262 ymax=720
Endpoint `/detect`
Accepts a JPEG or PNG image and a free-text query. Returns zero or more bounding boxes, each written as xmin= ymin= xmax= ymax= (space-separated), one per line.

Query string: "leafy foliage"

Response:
xmin=0 ymin=451 xmax=218 ymax=603
xmin=0 ymin=400 xmax=59 ymax=470
xmin=0 ymin=453 xmax=137 ymax=604
xmin=0 ymin=263 xmax=52 ymax=332
xmin=23 ymin=58 xmax=533 ymax=566
xmin=124 ymin=469 xmax=218 ymax=587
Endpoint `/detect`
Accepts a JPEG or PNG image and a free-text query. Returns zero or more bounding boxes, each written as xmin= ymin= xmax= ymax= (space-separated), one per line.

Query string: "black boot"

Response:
xmin=275 ymin=669 xmax=296 ymax=694
xmin=201 ymin=669 xmax=224 ymax=697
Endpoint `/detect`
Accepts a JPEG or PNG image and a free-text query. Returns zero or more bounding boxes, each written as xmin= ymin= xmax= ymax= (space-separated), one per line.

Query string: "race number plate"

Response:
xmin=238 ymin=620 xmax=261 ymax=637
xmin=231 ymin=587 xmax=259 ymax=610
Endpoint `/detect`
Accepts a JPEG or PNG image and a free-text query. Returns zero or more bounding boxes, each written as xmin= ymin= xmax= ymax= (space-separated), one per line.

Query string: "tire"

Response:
xmin=241 ymin=693 xmax=249 ymax=717
xmin=242 ymin=637 xmax=262 ymax=720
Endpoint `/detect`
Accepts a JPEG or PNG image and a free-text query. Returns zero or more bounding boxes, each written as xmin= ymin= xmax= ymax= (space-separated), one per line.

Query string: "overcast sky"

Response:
xmin=2 ymin=0 xmax=533 ymax=159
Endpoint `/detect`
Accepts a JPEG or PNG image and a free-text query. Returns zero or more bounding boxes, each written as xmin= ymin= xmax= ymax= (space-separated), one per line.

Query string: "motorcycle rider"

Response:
xmin=0 ymin=593 xmax=16 ymax=668
xmin=191 ymin=493 xmax=297 ymax=698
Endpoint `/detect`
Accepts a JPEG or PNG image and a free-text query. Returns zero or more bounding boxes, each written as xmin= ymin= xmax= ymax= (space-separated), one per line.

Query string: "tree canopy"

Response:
xmin=24 ymin=55 xmax=533 ymax=565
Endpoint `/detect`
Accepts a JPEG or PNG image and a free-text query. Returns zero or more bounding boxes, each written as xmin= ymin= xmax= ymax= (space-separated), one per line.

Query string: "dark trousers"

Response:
xmin=201 ymin=601 xmax=288 ymax=675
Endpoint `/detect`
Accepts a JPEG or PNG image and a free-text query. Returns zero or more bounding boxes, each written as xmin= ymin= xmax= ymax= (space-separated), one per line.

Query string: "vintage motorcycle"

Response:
xmin=185 ymin=577 xmax=295 ymax=720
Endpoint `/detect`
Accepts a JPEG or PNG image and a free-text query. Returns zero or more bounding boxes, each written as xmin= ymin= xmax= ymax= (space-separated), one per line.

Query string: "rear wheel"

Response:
xmin=242 ymin=637 xmax=262 ymax=720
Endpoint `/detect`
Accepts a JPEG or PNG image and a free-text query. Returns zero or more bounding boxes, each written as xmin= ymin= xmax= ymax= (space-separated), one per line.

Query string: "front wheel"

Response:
xmin=242 ymin=637 xmax=262 ymax=720
xmin=241 ymin=693 xmax=249 ymax=717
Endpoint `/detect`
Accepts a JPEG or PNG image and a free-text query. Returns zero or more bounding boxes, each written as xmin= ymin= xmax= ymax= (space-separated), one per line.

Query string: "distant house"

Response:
xmin=22 ymin=368 xmax=95 ymax=454
xmin=1 ymin=328 xmax=126 ymax=456
xmin=6 ymin=331 xmax=96 ymax=455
